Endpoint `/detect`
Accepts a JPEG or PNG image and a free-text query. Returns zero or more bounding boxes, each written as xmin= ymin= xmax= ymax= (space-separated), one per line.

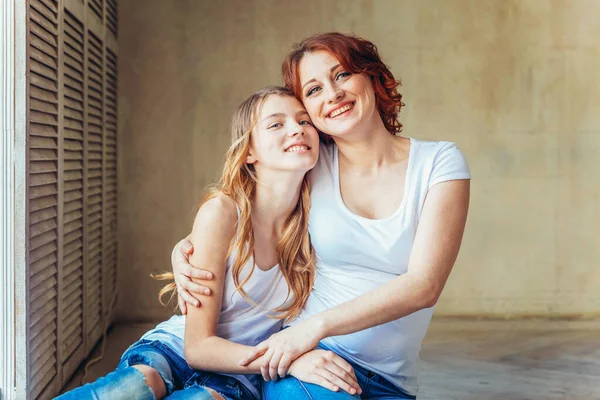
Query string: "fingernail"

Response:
xmin=206 ymin=273 xmax=213 ymax=279
xmin=204 ymin=289 xmax=210 ymax=295
xmin=334 ymin=386 xmax=339 ymax=391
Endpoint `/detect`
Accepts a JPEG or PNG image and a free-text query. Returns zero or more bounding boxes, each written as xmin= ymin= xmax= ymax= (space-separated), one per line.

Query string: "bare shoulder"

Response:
xmin=193 ymin=194 xmax=238 ymax=233
xmin=200 ymin=193 xmax=237 ymax=217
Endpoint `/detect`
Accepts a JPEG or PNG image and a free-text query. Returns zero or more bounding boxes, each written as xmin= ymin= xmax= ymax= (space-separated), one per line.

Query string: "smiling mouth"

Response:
xmin=327 ymin=102 xmax=355 ymax=118
xmin=285 ymin=145 xmax=311 ymax=153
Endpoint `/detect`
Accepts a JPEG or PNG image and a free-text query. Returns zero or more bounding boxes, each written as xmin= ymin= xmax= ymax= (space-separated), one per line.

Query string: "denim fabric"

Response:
xmin=263 ymin=343 xmax=417 ymax=400
xmin=54 ymin=366 xmax=156 ymax=400
xmin=185 ymin=371 xmax=258 ymax=400
xmin=54 ymin=339 xmax=258 ymax=400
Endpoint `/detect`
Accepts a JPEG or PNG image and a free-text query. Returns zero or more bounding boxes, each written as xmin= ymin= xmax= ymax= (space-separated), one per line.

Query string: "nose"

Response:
xmin=288 ymin=121 xmax=306 ymax=137
xmin=326 ymin=84 xmax=343 ymax=104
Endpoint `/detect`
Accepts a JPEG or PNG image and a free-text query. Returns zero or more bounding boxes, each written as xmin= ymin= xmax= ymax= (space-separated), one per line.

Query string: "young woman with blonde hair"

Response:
xmin=56 ymin=86 xmax=361 ymax=400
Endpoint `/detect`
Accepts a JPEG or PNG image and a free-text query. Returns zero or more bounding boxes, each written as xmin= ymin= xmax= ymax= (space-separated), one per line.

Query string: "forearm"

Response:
xmin=186 ymin=336 xmax=266 ymax=374
xmin=312 ymin=272 xmax=437 ymax=339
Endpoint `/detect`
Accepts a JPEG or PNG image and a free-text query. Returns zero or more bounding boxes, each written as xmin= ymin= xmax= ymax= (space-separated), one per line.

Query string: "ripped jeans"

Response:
xmin=55 ymin=339 xmax=258 ymax=400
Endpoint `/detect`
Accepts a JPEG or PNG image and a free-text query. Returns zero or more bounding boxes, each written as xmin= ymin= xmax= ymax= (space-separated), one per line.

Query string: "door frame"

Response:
xmin=1 ymin=1 xmax=28 ymax=399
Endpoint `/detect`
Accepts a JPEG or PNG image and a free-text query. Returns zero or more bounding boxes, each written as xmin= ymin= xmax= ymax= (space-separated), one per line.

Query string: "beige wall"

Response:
xmin=116 ymin=0 xmax=600 ymax=321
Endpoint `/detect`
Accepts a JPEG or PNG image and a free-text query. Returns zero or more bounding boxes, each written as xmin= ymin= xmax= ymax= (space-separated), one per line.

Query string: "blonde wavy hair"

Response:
xmin=155 ymin=86 xmax=315 ymax=321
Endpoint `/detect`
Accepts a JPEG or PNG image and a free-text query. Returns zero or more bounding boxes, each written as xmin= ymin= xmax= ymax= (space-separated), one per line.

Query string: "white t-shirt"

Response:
xmin=295 ymin=138 xmax=471 ymax=395
xmin=141 ymin=250 xmax=291 ymax=398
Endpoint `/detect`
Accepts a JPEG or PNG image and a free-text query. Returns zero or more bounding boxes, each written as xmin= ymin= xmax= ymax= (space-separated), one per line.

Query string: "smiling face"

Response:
xmin=246 ymin=94 xmax=319 ymax=174
xmin=298 ymin=50 xmax=379 ymax=139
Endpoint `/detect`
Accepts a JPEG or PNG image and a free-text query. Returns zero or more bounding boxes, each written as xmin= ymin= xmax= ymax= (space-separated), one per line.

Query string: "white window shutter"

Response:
xmin=28 ymin=0 xmax=60 ymax=398
xmin=104 ymin=46 xmax=118 ymax=317
xmin=85 ymin=28 xmax=104 ymax=348
xmin=60 ymin=8 xmax=86 ymax=382
xmin=26 ymin=0 xmax=118 ymax=398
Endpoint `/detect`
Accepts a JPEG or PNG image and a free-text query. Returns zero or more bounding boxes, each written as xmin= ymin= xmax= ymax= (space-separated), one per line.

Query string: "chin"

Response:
xmin=288 ymin=159 xmax=315 ymax=171
xmin=324 ymin=127 xmax=354 ymax=139
xmin=323 ymin=119 xmax=359 ymax=136
xmin=332 ymin=119 xmax=369 ymax=138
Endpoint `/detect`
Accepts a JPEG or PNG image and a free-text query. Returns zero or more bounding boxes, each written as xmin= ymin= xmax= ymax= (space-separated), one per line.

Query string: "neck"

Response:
xmin=334 ymin=117 xmax=401 ymax=170
xmin=251 ymin=170 xmax=304 ymax=235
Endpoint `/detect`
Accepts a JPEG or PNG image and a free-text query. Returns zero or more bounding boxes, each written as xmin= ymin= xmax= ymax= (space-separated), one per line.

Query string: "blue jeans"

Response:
xmin=55 ymin=339 xmax=258 ymax=400
xmin=263 ymin=343 xmax=416 ymax=400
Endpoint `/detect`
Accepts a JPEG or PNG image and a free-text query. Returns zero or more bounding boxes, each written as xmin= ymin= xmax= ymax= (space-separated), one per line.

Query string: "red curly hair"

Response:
xmin=282 ymin=32 xmax=404 ymax=136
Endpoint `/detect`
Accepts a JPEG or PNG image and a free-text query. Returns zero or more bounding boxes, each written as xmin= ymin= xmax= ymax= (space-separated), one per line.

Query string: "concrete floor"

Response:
xmin=63 ymin=318 xmax=600 ymax=399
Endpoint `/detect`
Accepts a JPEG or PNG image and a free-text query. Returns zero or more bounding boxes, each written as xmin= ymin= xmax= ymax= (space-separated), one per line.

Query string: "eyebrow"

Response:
xmin=301 ymin=63 xmax=342 ymax=90
xmin=262 ymin=113 xmax=286 ymax=121
xmin=262 ymin=110 xmax=309 ymax=122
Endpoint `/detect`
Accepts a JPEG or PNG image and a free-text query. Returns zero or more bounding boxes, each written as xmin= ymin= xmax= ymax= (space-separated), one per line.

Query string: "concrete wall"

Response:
xmin=116 ymin=0 xmax=600 ymax=321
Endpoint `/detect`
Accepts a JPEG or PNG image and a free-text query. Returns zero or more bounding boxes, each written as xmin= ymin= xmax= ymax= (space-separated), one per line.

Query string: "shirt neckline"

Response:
xmin=333 ymin=137 xmax=415 ymax=224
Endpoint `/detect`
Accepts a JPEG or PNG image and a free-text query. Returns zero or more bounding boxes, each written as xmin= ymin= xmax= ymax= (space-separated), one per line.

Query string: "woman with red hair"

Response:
xmin=173 ymin=32 xmax=471 ymax=399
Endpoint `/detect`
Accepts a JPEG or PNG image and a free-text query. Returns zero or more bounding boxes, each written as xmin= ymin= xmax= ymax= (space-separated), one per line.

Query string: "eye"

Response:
xmin=299 ymin=119 xmax=313 ymax=126
xmin=335 ymin=71 xmax=351 ymax=81
xmin=306 ymin=86 xmax=321 ymax=97
xmin=268 ymin=122 xmax=282 ymax=129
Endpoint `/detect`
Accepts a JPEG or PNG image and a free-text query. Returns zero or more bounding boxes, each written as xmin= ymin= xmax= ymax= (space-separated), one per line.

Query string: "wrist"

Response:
xmin=287 ymin=361 xmax=297 ymax=376
xmin=308 ymin=315 xmax=329 ymax=341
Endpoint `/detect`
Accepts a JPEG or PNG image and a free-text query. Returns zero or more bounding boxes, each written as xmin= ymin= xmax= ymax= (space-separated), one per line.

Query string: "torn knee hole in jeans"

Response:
xmin=130 ymin=367 xmax=157 ymax=396
xmin=183 ymin=380 xmax=228 ymax=400
xmin=204 ymin=387 xmax=226 ymax=400
xmin=130 ymin=365 xmax=169 ymax=400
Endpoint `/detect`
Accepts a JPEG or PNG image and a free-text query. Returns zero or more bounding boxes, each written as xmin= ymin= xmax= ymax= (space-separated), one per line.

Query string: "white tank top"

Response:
xmin=294 ymin=138 xmax=471 ymax=396
xmin=142 ymin=223 xmax=291 ymax=397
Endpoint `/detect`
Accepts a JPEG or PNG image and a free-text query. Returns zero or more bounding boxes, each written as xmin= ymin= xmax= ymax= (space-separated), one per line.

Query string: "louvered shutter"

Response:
xmin=28 ymin=1 xmax=61 ymax=398
xmin=26 ymin=0 xmax=118 ymax=397
xmin=104 ymin=48 xmax=118 ymax=315
xmin=61 ymin=8 xmax=86 ymax=380
xmin=85 ymin=28 xmax=104 ymax=347
xmin=106 ymin=0 xmax=118 ymax=38
xmin=88 ymin=0 xmax=103 ymax=21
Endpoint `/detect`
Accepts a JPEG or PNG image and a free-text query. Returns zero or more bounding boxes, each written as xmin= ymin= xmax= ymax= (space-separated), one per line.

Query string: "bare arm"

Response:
xmin=241 ymin=179 xmax=471 ymax=376
xmin=183 ymin=195 xmax=268 ymax=373
xmin=315 ymin=179 xmax=470 ymax=335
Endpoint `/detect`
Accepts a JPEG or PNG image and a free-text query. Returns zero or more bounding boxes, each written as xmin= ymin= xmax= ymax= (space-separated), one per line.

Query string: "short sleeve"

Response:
xmin=429 ymin=142 xmax=471 ymax=188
